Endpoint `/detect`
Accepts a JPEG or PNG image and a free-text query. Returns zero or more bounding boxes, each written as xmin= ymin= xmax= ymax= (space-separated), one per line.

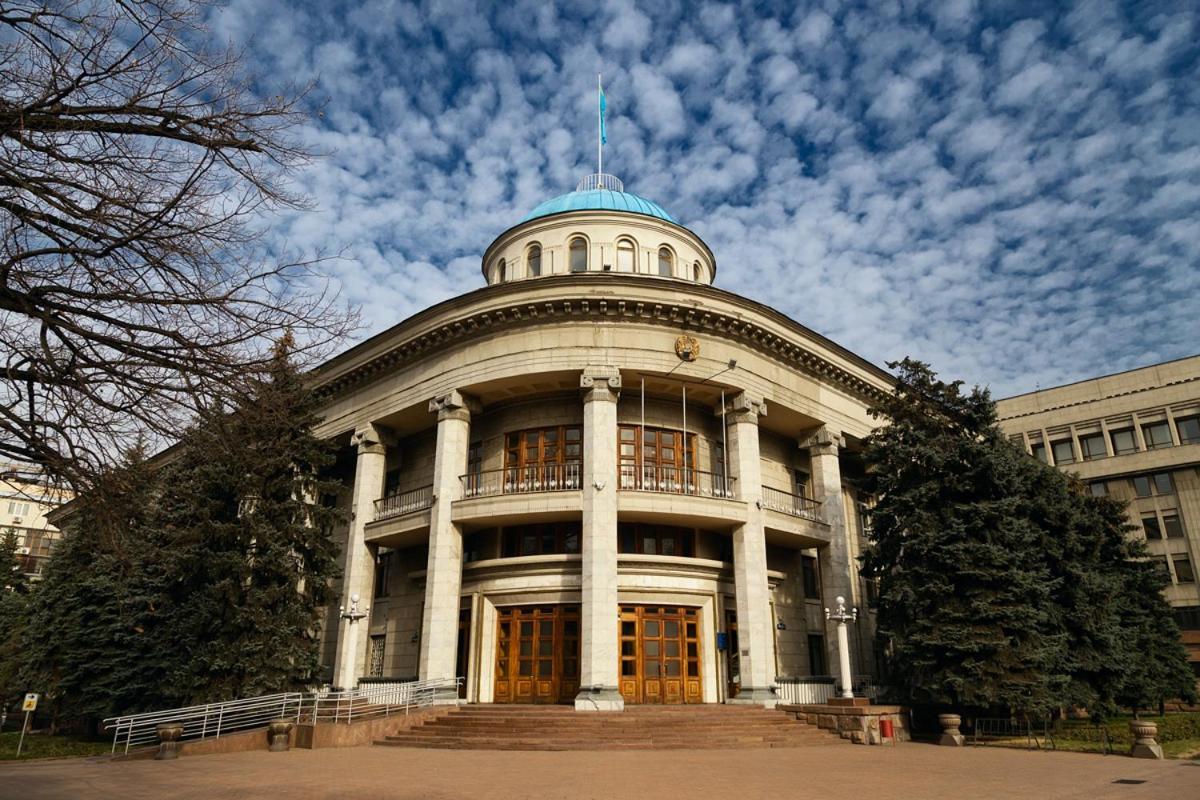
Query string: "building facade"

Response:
xmin=996 ymin=356 xmax=1200 ymax=673
xmin=311 ymin=174 xmax=893 ymax=708
xmin=0 ymin=463 xmax=69 ymax=581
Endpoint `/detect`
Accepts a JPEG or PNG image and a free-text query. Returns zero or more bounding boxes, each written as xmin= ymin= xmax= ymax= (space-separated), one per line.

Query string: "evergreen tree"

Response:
xmin=0 ymin=528 xmax=31 ymax=710
xmin=862 ymin=359 xmax=1062 ymax=716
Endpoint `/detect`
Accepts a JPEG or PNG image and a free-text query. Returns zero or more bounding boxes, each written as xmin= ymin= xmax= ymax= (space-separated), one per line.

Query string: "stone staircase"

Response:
xmin=375 ymin=704 xmax=845 ymax=750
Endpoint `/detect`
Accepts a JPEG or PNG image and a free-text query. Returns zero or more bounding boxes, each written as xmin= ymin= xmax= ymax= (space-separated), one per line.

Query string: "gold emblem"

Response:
xmin=674 ymin=335 xmax=700 ymax=362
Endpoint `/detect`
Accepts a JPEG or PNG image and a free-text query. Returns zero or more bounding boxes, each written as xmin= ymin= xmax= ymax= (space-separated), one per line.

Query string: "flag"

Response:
xmin=599 ymin=84 xmax=607 ymax=145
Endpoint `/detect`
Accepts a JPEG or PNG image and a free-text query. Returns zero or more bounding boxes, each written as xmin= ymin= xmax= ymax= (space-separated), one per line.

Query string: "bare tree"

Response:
xmin=1 ymin=0 xmax=355 ymax=489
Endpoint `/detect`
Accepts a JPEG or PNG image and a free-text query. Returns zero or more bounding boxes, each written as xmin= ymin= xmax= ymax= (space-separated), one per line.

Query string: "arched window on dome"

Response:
xmin=693 ymin=261 xmax=702 ymax=282
xmin=658 ymin=247 xmax=673 ymax=277
xmin=498 ymin=258 xmax=506 ymax=283
xmin=616 ymin=238 xmax=636 ymax=272
xmin=569 ymin=237 xmax=588 ymax=272
xmin=528 ymin=244 xmax=542 ymax=277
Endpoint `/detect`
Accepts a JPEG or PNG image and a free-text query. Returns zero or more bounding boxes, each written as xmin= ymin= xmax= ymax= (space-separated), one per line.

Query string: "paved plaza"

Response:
xmin=1 ymin=744 xmax=1197 ymax=799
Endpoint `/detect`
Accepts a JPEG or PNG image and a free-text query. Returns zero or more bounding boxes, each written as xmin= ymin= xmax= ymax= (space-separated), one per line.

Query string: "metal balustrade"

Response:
xmin=618 ymin=464 xmax=736 ymax=499
xmin=760 ymin=486 xmax=822 ymax=521
xmin=461 ymin=464 xmax=582 ymax=498
xmin=103 ymin=677 xmax=462 ymax=754
xmin=373 ymin=485 xmax=433 ymax=521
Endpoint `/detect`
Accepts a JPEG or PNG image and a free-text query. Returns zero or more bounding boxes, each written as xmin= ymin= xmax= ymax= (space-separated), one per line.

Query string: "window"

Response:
xmin=1141 ymin=514 xmax=1163 ymax=540
xmin=1177 ymin=416 xmax=1200 ymax=445
xmin=807 ymin=634 xmax=827 ymax=676
xmin=528 ymin=244 xmax=542 ymax=277
xmin=1154 ymin=472 xmax=1174 ymax=495
xmin=1088 ymin=481 xmax=1108 ymax=497
xmin=693 ymin=261 xmax=701 ymax=281
xmin=1174 ymin=555 xmax=1196 ymax=584
xmin=1163 ymin=513 xmax=1185 ymax=539
xmin=801 ymin=556 xmax=820 ymax=599
xmin=1175 ymin=606 xmax=1200 ymax=631
xmin=616 ymin=238 xmax=635 ymax=272
xmin=1133 ymin=473 xmax=1173 ymax=496
xmin=1142 ymin=421 xmax=1173 ymax=450
xmin=374 ymin=551 xmax=393 ymax=598
xmin=501 ymin=523 xmax=581 ymax=557
xmin=711 ymin=442 xmax=728 ymax=496
xmin=504 ymin=426 xmax=583 ymax=488
xmin=368 ymin=635 xmax=386 ymax=678
xmin=465 ymin=440 xmax=483 ymax=495
xmin=7 ymin=501 xmax=30 ymax=517
xmin=497 ymin=258 xmax=506 ymax=282
xmin=618 ymin=523 xmax=695 ymax=557
xmin=569 ymin=237 xmax=587 ymax=272
xmin=618 ymin=425 xmax=697 ymax=491
xmin=1051 ymin=439 xmax=1075 ymax=465
xmin=657 ymin=246 xmax=673 ymax=277
xmin=1078 ymin=433 xmax=1106 ymax=461
xmin=1030 ymin=442 xmax=1048 ymax=463
xmin=1109 ymin=428 xmax=1138 ymax=455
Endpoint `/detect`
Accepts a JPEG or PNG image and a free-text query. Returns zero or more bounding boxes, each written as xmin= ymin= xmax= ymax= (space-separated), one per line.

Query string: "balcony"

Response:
xmin=760 ymin=486 xmax=821 ymax=521
xmin=618 ymin=464 xmax=736 ymax=500
xmin=461 ymin=464 xmax=582 ymax=498
xmin=373 ymin=485 xmax=433 ymax=522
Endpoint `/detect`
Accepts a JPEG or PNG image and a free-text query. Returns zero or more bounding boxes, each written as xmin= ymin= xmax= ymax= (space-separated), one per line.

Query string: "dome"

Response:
xmin=521 ymin=175 xmax=676 ymax=224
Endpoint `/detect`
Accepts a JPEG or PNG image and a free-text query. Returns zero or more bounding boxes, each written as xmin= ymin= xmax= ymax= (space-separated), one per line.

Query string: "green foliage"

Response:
xmin=0 ymin=528 xmax=31 ymax=710
xmin=863 ymin=357 xmax=1196 ymax=718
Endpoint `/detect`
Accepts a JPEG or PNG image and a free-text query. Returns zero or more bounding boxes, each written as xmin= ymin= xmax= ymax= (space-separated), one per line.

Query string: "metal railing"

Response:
xmin=576 ymin=173 xmax=624 ymax=192
xmin=774 ymin=677 xmax=835 ymax=705
xmin=374 ymin=485 xmax=433 ymax=521
xmin=103 ymin=677 xmax=462 ymax=754
xmin=970 ymin=717 xmax=1057 ymax=750
xmin=461 ymin=464 xmax=582 ymax=498
xmin=104 ymin=692 xmax=307 ymax=755
xmin=618 ymin=465 xmax=736 ymax=499
xmin=760 ymin=486 xmax=821 ymax=521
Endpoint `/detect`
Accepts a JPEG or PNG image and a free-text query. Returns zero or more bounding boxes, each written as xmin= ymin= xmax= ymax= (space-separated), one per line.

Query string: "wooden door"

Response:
xmin=618 ymin=426 xmax=696 ymax=492
xmin=618 ymin=606 xmax=702 ymax=704
xmin=494 ymin=606 xmax=579 ymax=704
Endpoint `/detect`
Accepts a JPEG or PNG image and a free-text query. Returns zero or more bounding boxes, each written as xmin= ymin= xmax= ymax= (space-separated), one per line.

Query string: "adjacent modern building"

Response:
xmin=310 ymin=173 xmax=893 ymax=708
xmin=996 ymin=356 xmax=1200 ymax=673
xmin=0 ymin=463 xmax=69 ymax=581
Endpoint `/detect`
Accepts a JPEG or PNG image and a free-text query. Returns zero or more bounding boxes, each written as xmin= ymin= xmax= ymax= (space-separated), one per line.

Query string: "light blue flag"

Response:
xmin=599 ymin=86 xmax=607 ymax=145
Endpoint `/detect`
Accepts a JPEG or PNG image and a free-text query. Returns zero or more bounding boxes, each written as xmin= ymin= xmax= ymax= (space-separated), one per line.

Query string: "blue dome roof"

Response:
xmin=521 ymin=189 xmax=676 ymax=224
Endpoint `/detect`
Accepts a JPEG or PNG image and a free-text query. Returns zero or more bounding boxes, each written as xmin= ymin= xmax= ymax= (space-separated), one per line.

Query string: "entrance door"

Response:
xmin=724 ymin=609 xmax=740 ymax=699
xmin=494 ymin=605 xmax=579 ymax=704
xmin=618 ymin=606 xmax=702 ymax=704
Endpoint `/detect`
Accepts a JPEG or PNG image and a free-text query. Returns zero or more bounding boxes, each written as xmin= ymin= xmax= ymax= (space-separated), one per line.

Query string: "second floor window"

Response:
xmin=1110 ymin=428 xmax=1137 ymax=455
xmin=1078 ymin=433 xmax=1106 ymax=461
xmin=1133 ymin=472 xmax=1173 ymax=497
xmin=618 ymin=425 xmax=697 ymax=489
xmin=505 ymin=426 xmax=582 ymax=472
xmin=501 ymin=523 xmax=581 ymax=557
xmin=618 ymin=523 xmax=695 ymax=557
xmin=1142 ymin=421 xmax=1173 ymax=450
xmin=1178 ymin=416 xmax=1200 ymax=445
xmin=1051 ymin=439 xmax=1075 ymax=465
xmin=1030 ymin=442 xmax=1047 ymax=463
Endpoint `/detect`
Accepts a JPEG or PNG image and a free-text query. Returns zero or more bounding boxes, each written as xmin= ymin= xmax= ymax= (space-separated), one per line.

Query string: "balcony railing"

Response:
xmin=461 ymin=464 xmax=582 ymax=498
xmin=373 ymin=485 xmax=433 ymax=521
xmin=618 ymin=464 xmax=736 ymax=499
xmin=760 ymin=486 xmax=821 ymax=521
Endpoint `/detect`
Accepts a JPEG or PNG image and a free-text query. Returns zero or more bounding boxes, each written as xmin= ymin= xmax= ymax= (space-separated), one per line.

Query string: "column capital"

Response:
xmin=801 ymin=425 xmax=845 ymax=455
xmin=723 ymin=391 xmax=767 ymax=424
xmin=352 ymin=422 xmax=396 ymax=455
xmin=580 ymin=366 xmax=621 ymax=402
xmin=428 ymin=390 xmax=480 ymax=421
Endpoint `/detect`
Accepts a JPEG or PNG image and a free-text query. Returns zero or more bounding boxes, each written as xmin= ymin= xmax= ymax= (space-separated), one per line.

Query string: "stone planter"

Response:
xmin=938 ymin=713 xmax=964 ymax=747
xmin=267 ymin=718 xmax=294 ymax=752
xmin=1129 ymin=719 xmax=1163 ymax=759
xmin=155 ymin=722 xmax=184 ymax=760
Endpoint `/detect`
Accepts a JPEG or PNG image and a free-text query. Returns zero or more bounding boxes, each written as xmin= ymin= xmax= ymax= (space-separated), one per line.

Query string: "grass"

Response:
xmin=975 ymin=713 xmax=1200 ymax=760
xmin=0 ymin=730 xmax=112 ymax=761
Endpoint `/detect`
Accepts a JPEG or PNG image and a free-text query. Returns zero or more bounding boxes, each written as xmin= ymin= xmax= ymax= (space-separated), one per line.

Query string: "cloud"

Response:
xmin=207 ymin=0 xmax=1200 ymax=397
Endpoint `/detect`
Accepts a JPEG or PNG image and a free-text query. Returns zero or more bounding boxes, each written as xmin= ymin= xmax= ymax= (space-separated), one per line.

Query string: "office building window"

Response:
xmin=1030 ymin=442 xmax=1047 ymax=463
xmin=368 ymin=635 xmax=386 ymax=677
xmin=1173 ymin=556 xmax=1196 ymax=584
xmin=801 ymin=556 xmax=820 ymax=599
xmin=7 ymin=501 xmax=30 ymax=517
xmin=1109 ymin=428 xmax=1137 ymax=455
xmin=1141 ymin=514 xmax=1163 ymax=540
xmin=1174 ymin=606 xmax=1200 ymax=631
xmin=1163 ymin=514 xmax=1185 ymax=539
xmin=1153 ymin=473 xmax=1173 ymax=495
xmin=1177 ymin=416 xmax=1200 ymax=445
xmin=1078 ymin=433 xmax=1106 ymax=461
xmin=374 ymin=551 xmax=394 ymax=598
xmin=1051 ymin=439 xmax=1075 ymax=465
xmin=807 ymin=634 xmax=827 ymax=676
xmin=1142 ymin=421 xmax=1173 ymax=450
xmin=1088 ymin=481 xmax=1108 ymax=497
xmin=1133 ymin=473 xmax=1173 ymax=497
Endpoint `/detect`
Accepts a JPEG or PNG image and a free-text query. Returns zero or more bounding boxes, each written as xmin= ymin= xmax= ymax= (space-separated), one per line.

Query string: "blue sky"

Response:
xmin=210 ymin=0 xmax=1199 ymax=397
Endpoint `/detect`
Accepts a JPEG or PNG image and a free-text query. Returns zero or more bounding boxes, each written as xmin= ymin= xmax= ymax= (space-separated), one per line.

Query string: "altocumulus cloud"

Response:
xmin=208 ymin=0 xmax=1200 ymax=396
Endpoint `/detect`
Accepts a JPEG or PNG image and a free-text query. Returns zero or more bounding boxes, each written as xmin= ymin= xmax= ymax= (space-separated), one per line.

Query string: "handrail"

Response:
xmin=374 ymin=485 xmax=433 ymax=521
xmin=461 ymin=464 xmax=582 ymax=498
xmin=618 ymin=464 xmax=736 ymax=499
xmin=760 ymin=486 xmax=821 ymax=521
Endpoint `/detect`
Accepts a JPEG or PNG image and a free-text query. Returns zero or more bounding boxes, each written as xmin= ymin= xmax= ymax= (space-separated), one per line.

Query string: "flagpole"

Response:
xmin=597 ymin=73 xmax=603 ymax=176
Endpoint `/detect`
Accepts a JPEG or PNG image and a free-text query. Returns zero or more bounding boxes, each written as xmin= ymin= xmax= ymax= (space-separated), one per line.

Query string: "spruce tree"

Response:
xmin=0 ymin=528 xmax=31 ymax=711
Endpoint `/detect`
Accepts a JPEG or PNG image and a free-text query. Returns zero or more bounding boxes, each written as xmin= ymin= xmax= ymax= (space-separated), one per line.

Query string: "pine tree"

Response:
xmin=0 ymin=528 xmax=32 ymax=710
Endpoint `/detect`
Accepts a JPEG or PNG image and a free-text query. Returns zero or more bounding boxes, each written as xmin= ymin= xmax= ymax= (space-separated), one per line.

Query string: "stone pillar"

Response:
xmin=804 ymin=426 xmax=854 ymax=686
xmin=726 ymin=392 xmax=777 ymax=706
xmin=576 ymin=367 xmax=623 ymax=711
xmin=332 ymin=423 xmax=392 ymax=690
xmin=418 ymin=390 xmax=478 ymax=698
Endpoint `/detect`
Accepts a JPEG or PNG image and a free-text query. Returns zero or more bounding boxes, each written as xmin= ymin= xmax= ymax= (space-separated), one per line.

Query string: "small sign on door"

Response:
xmin=22 ymin=693 xmax=38 ymax=712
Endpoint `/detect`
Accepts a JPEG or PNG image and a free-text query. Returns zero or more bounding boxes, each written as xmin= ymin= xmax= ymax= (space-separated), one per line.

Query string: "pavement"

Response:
xmin=0 ymin=743 xmax=1196 ymax=799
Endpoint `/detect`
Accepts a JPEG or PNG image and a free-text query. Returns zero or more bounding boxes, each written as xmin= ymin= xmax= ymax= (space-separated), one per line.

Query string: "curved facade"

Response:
xmin=314 ymin=176 xmax=894 ymax=709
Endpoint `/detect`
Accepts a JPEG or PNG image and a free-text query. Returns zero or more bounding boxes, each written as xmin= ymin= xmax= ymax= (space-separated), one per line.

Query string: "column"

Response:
xmin=332 ymin=422 xmax=393 ymax=690
xmin=418 ymin=390 xmax=478 ymax=699
xmin=576 ymin=366 xmax=624 ymax=711
xmin=726 ymin=392 xmax=777 ymax=705
xmin=803 ymin=426 xmax=854 ymax=690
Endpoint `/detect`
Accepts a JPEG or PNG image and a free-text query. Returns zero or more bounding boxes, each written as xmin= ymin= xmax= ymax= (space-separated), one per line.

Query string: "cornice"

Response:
xmin=311 ymin=275 xmax=895 ymax=407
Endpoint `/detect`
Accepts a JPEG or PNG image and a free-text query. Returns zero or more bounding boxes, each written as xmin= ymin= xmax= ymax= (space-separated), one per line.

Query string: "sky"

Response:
xmin=208 ymin=0 xmax=1200 ymax=397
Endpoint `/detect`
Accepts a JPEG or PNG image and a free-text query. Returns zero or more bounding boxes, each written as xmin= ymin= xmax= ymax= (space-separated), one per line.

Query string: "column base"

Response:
xmin=939 ymin=733 xmax=965 ymax=747
xmin=574 ymin=687 xmax=625 ymax=712
xmin=1130 ymin=743 xmax=1163 ymax=759
xmin=727 ymin=687 xmax=778 ymax=708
